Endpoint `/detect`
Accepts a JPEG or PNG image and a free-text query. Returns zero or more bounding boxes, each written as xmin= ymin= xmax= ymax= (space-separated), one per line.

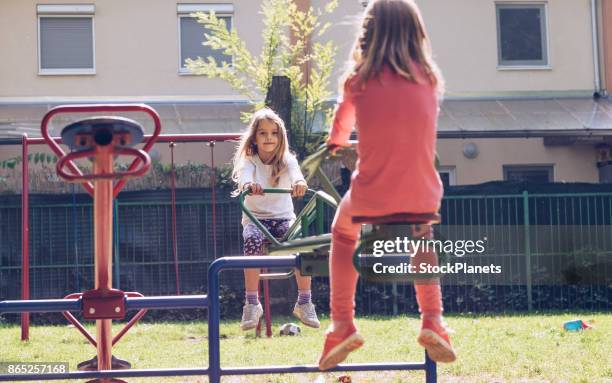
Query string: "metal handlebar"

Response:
xmin=239 ymin=187 xmax=337 ymax=280
xmin=56 ymin=146 xmax=151 ymax=182
xmin=300 ymin=141 xmax=359 ymax=203
xmin=239 ymin=188 xmax=337 ymax=247
xmin=239 ymin=188 xmax=315 ymax=248
xmin=40 ymin=104 xmax=162 ymax=196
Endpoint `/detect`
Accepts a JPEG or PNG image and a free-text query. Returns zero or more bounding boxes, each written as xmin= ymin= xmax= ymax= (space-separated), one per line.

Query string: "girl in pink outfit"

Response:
xmin=318 ymin=0 xmax=456 ymax=370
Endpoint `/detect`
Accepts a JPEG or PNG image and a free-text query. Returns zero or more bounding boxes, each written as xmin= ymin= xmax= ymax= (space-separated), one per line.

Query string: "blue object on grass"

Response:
xmin=563 ymin=319 xmax=584 ymax=331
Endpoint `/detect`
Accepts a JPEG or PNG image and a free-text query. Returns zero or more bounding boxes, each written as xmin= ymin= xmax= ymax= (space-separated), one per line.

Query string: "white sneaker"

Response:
xmin=240 ymin=303 xmax=263 ymax=331
xmin=293 ymin=302 xmax=320 ymax=328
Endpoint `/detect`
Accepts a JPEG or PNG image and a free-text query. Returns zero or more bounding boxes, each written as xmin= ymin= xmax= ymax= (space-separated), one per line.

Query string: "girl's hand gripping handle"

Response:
xmin=243 ymin=182 xmax=264 ymax=195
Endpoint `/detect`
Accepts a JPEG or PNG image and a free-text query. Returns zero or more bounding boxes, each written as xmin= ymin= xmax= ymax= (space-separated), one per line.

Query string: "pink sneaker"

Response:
xmin=317 ymin=323 xmax=364 ymax=371
xmin=417 ymin=317 xmax=457 ymax=363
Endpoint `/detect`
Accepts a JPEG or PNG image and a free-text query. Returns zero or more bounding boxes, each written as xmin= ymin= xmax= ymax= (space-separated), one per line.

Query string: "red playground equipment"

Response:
xmin=42 ymin=104 xmax=161 ymax=380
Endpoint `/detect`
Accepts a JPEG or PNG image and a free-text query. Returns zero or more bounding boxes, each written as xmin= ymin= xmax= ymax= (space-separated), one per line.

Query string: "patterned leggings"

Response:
xmin=243 ymin=219 xmax=291 ymax=256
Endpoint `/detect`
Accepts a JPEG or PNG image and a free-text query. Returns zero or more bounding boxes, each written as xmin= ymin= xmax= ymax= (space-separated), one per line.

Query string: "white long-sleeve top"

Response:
xmin=238 ymin=153 xmax=306 ymax=225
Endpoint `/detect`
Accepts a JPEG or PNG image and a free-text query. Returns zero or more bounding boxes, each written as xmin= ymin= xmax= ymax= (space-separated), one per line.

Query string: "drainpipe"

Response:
xmin=591 ymin=0 xmax=604 ymax=97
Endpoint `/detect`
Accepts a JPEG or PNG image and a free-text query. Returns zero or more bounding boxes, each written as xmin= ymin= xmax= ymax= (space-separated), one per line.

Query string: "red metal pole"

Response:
xmin=21 ymin=134 xmax=30 ymax=341
xmin=170 ymin=142 xmax=180 ymax=295
xmin=112 ymin=309 xmax=147 ymax=346
xmin=111 ymin=292 xmax=148 ymax=346
xmin=263 ymin=278 xmax=272 ymax=337
xmin=256 ymin=318 xmax=262 ymax=338
xmin=93 ymin=145 xmax=114 ymax=372
xmin=62 ymin=313 xmax=97 ymax=346
xmin=209 ymin=142 xmax=217 ymax=259
xmin=62 ymin=294 xmax=97 ymax=346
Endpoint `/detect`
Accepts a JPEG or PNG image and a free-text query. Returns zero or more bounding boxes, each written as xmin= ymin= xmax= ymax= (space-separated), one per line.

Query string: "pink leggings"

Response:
xmin=329 ymin=193 xmax=443 ymax=321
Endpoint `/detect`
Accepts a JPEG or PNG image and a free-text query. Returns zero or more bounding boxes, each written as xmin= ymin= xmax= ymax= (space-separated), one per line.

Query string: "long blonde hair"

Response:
xmin=232 ymin=108 xmax=289 ymax=192
xmin=346 ymin=0 xmax=443 ymax=92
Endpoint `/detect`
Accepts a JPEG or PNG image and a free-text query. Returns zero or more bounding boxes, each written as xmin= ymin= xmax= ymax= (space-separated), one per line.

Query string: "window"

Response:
xmin=438 ymin=166 xmax=456 ymax=188
xmin=503 ymin=165 xmax=553 ymax=183
xmin=496 ymin=3 xmax=548 ymax=67
xmin=37 ymin=4 xmax=95 ymax=75
xmin=177 ymin=4 xmax=233 ymax=73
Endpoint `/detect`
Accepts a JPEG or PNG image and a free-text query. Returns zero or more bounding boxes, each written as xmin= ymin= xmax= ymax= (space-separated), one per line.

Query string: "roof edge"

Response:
xmin=0 ymin=96 xmax=253 ymax=106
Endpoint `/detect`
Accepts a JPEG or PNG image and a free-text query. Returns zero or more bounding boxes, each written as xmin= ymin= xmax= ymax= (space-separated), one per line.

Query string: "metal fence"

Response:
xmin=1 ymin=189 xmax=611 ymax=319
xmin=440 ymin=192 xmax=611 ymax=312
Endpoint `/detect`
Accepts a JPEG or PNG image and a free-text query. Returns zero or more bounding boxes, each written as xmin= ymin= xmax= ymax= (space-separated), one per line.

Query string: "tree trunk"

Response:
xmin=265 ymin=76 xmax=292 ymax=135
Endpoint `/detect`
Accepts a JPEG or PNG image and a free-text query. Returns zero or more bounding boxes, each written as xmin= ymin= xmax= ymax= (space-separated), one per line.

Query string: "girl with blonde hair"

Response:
xmin=233 ymin=108 xmax=320 ymax=331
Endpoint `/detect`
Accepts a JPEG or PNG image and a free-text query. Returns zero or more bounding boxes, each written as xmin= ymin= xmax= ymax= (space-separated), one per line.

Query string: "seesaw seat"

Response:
xmin=61 ymin=117 xmax=144 ymax=150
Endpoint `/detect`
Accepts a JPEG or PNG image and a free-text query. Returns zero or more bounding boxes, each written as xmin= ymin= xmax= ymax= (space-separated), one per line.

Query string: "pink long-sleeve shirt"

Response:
xmin=329 ymin=65 xmax=443 ymax=216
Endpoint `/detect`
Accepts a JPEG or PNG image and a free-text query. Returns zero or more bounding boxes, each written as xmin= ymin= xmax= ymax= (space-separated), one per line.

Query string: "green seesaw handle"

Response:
xmin=239 ymin=188 xmax=337 ymax=248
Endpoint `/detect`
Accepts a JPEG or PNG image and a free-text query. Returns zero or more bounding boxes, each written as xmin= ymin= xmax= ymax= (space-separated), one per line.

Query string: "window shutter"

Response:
xmin=180 ymin=16 xmax=231 ymax=68
xmin=40 ymin=17 xmax=93 ymax=69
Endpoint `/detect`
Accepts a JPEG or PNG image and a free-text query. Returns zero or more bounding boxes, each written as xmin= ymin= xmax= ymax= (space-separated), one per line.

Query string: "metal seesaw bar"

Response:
xmin=0 ymin=368 xmax=210 ymax=382
xmin=221 ymin=360 xmax=434 ymax=375
xmin=206 ymin=256 xmax=437 ymax=383
xmin=267 ymin=233 xmax=332 ymax=256
xmin=1 ymin=255 xmax=436 ymax=383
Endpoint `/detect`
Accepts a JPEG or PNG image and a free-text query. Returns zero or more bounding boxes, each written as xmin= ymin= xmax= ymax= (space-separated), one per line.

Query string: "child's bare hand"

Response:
xmin=244 ymin=183 xmax=264 ymax=195
xmin=325 ymin=137 xmax=342 ymax=156
xmin=292 ymin=181 xmax=307 ymax=198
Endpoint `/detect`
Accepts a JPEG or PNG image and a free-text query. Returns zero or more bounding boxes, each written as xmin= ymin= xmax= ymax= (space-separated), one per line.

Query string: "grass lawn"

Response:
xmin=0 ymin=312 xmax=610 ymax=383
